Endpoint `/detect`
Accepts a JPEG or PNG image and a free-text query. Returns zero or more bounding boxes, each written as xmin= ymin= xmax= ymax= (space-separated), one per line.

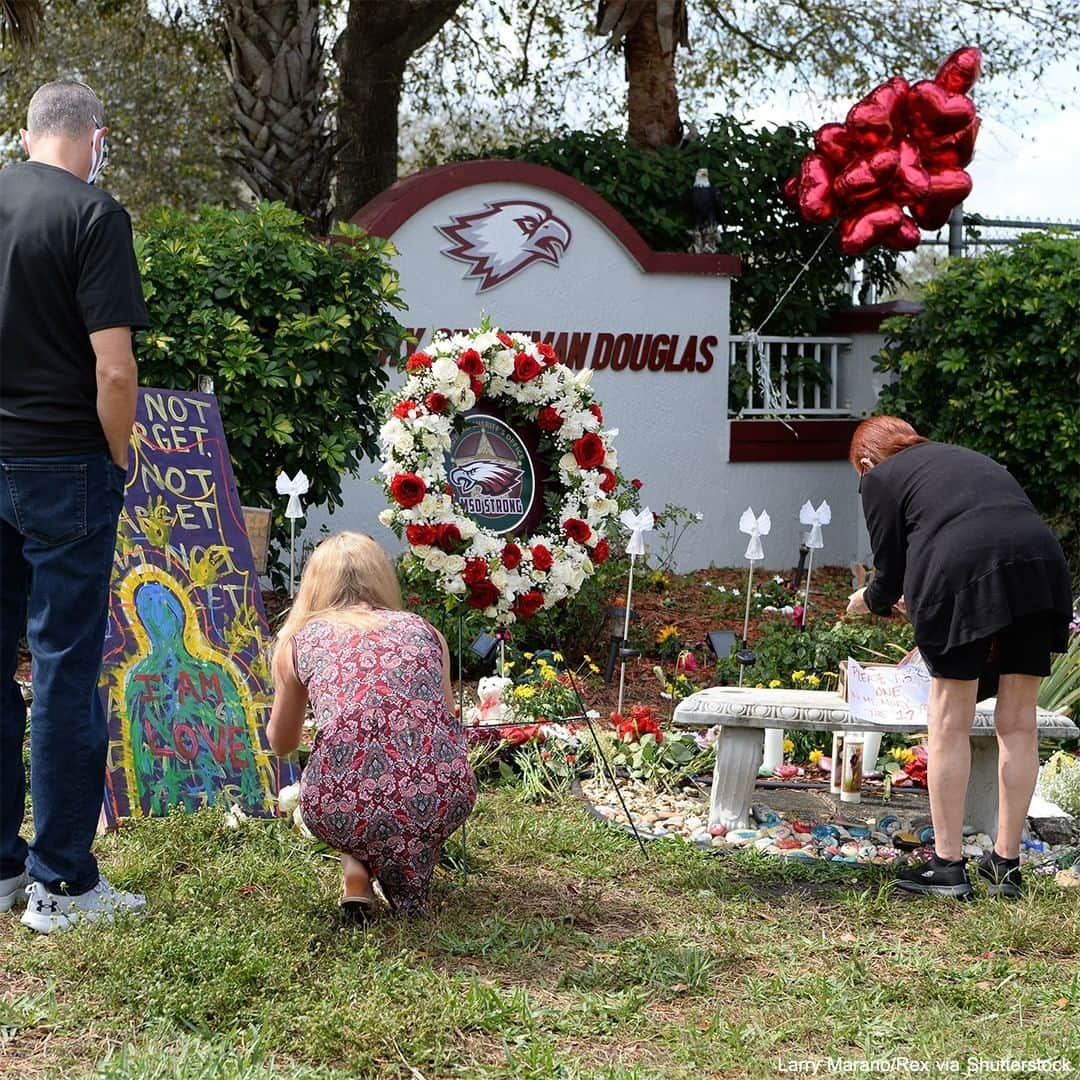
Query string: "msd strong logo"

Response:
xmin=437 ymin=199 xmax=572 ymax=292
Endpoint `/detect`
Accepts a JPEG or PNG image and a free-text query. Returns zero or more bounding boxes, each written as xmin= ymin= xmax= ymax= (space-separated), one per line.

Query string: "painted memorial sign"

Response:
xmin=99 ymin=388 xmax=295 ymax=823
xmin=846 ymin=650 xmax=931 ymax=728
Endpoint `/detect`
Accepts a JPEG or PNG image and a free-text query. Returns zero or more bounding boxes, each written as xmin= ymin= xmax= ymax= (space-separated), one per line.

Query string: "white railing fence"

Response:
xmin=729 ymin=336 xmax=853 ymax=417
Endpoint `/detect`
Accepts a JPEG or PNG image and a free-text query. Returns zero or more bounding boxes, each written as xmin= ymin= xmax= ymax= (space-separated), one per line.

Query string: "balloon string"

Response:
xmin=753 ymin=225 xmax=837 ymax=337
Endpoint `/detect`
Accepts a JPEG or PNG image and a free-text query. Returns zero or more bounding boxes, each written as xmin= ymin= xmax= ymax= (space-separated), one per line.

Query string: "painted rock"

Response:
xmin=690 ymin=829 xmax=711 ymax=845
xmin=857 ymin=845 xmax=876 ymax=859
xmin=823 ymin=845 xmax=841 ymax=858
xmin=812 ymin=824 xmax=840 ymax=841
xmin=754 ymin=837 xmax=777 ymax=851
xmin=792 ymin=820 xmax=813 ymax=834
xmin=847 ymin=824 xmax=870 ymax=839
xmin=893 ymin=832 xmax=922 ymax=851
xmin=776 ymin=764 xmax=800 ymax=778
xmin=840 ymin=842 xmax=861 ymax=857
xmin=878 ymin=815 xmax=900 ymax=834
xmin=918 ymin=826 xmax=936 ymax=844
xmin=708 ymin=824 xmax=727 ymax=837
xmin=962 ymin=843 xmax=984 ymax=857
xmin=776 ymin=837 xmax=807 ymax=850
xmin=758 ymin=766 xmax=775 ymax=777
xmin=1056 ymin=868 xmax=1080 ymax=888
xmin=781 ymin=848 xmax=817 ymax=861
xmin=726 ymin=829 xmax=760 ymax=846
xmin=711 ymin=836 xmax=727 ymax=848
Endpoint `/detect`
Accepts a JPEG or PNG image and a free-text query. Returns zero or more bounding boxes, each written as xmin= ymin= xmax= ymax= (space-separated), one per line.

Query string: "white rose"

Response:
xmin=432 ymin=356 xmax=460 ymax=386
xmin=445 ymin=577 xmax=467 ymax=596
xmin=378 ymin=508 xmax=396 ymax=527
xmin=424 ymin=550 xmax=449 ymax=573
xmin=559 ymin=452 xmax=579 ymax=475
xmin=491 ymin=350 xmax=515 ymax=377
xmin=444 ymin=554 xmax=466 ymax=576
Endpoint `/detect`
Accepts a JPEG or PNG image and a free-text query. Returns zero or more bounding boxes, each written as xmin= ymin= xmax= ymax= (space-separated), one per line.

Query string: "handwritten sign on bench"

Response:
xmin=98 ymin=388 xmax=296 ymax=824
xmin=846 ymin=650 xmax=931 ymax=728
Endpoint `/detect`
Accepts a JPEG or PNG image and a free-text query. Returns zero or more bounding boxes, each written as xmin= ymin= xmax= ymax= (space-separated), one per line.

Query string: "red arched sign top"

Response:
xmin=349 ymin=160 xmax=742 ymax=278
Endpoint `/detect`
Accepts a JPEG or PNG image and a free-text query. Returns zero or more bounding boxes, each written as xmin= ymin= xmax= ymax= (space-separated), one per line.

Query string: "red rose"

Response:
xmin=467 ymin=580 xmax=500 ymax=610
xmin=537 ymin=406 xmax=564 ymax=432
xmin=504 ymin=723 xmax=543 ymax=746
xmin=591 ymin=538 xmax=610 ymax=564
xmin=563 ymin=518 xmax=591 ymax=544
xmin=424 ymin=392 xmax=449 ymax=414
xmin=435 ymin=523 xmax=462 ymax=553
xmin=462 ymin=558 xmax=489 ymax=586
xmin=512 ymin=352 xmax=542 ymax=382
xmin=405 ymin=524 xmax=437 ymax=546
xmin=572 ymin=433 xmax=606 ymax=470
xmin=512 ymin=590 xmax=544 ymax=620
xmin=393 ymin=400 xmax=420 ymax=419
xmin=405 ymin=351 xmax=431 ymax=373
xmin=501 ymin=542 xmax=523 ymax=570
xmin=631 ymin=478 xmax=643 ymax=490
xmin=470 ymin=377 xmax=485 ymax=399
xmin=589 ymin=403 xmax=604 ymax=424
xmin=598 ymin=467 xmax=617 ymax=493
xmin=458 ymin=349 xmax=485 ymax=376
xmin=390 ymin=473 xmax=426 ymax=508
xmin=536 ymin=342 xmax=559 ymax=364
xmin=497 ymin=332 xmax=514 ymax=348
xmin=531 ymin=544 xmax=553 ymax=572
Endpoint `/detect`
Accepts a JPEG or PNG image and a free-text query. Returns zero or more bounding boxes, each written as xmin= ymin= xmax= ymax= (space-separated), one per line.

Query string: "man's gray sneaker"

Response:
xmin=20 ymin=877 xmax=147 ymax=934
xmin=0 ymin=870 xmax=29 ymax=912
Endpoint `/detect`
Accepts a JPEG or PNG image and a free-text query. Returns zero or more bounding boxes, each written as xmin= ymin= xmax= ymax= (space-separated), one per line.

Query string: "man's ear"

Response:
xmin=19 ymin=129 xmax=30 ymax=156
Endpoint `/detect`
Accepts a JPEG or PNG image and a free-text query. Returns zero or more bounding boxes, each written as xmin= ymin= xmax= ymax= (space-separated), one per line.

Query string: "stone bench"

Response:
xmin=672 ymin=687 xmax=1078 ymax=835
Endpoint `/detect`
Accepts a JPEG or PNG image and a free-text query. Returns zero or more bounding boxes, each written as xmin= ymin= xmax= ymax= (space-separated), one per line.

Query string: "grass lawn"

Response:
xmin=2 ymin=786 xmax=1079 ymax=1078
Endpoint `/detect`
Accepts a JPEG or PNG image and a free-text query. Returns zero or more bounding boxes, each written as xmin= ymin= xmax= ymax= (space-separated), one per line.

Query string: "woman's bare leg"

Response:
xmin=993 ymin=673 xmax=1042 ymax=860
xmin=927 ymin=676 xmax=979 ymax=860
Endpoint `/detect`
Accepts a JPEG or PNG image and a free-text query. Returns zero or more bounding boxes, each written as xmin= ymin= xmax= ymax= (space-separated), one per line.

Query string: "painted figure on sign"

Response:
xmin=119 ymin=572 xmax=272 ymax=817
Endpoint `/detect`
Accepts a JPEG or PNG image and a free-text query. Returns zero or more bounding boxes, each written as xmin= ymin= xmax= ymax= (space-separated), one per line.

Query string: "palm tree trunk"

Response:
xmin=1 ymin=0 xmax=43 ymax=48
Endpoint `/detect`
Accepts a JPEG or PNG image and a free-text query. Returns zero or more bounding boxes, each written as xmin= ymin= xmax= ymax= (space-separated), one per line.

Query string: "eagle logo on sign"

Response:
xmin=448 ymin=460 xmax=522 ymax=498
xmin=437 ymin=200 xmax=571 ymax=292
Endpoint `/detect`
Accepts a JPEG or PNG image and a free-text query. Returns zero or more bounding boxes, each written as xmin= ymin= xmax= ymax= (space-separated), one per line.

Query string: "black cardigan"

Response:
xmin=861 ymin=442 xmax=1071 ymax=656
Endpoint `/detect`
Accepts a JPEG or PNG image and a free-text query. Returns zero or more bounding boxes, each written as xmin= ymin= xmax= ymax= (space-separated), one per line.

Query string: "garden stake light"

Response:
xmin=798 ymin=499 xmax=831 ymax=628
xmin=275 ymin=469 xmax=309 ymax=597
xmin=616 ymin=507 xmax=654 ymax=716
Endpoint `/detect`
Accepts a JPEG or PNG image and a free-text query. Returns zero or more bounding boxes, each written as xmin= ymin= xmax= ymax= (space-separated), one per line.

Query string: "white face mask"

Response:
xmin=86 ymin=126 xmax=108 ymax=185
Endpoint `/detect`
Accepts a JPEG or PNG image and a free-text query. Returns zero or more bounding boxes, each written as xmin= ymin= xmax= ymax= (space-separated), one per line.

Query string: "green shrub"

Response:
xmin=712 ymin=615 xmax=915 ymax=689
xmin=466 ymin=123 xmax=901 ymax=336
xmin=875 ymin=233 xmax=1080 ymax=578
xmin=134 ymin=202 xmax=407 ymax=565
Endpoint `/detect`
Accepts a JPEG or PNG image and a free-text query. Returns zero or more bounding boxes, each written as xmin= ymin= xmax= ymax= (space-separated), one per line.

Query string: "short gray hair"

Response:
xmin=26 ymin=80 xmax=104 ymax=138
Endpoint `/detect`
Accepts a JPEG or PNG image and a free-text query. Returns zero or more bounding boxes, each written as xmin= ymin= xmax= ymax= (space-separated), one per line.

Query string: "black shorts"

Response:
xmin=921 ymin=611 xmax=1058 ymax=682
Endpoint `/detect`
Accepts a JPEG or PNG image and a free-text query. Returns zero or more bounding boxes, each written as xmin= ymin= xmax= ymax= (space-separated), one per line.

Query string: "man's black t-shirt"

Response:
xmin=0 ymin=161 xmax=149 ymax=456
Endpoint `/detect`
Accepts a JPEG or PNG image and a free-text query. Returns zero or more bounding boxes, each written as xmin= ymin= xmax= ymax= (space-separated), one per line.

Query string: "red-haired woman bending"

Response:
xmin=847 ymin=417 xmax=1071 ymax=899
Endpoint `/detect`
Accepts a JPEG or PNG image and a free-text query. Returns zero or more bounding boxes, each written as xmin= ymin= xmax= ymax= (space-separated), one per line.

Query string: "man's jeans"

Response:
xmin=1 ymin=453 xmax=125 ymax=894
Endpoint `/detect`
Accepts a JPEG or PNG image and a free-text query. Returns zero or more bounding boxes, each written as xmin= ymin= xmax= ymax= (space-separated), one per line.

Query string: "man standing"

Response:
xmin=0 ymin=80 xmax=148 ymax=932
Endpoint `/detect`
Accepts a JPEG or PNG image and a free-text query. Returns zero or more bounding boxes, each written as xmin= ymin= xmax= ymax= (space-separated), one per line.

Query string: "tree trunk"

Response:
xmin=1 ymin=0 xmax=43 ymax=48
xmin=625 ymin=6 xmax=682 ymax=149
xmin=622 ymin=8 xmax=678 ymax=149
xmin=334 ymin=0 xmax=464 ymax=221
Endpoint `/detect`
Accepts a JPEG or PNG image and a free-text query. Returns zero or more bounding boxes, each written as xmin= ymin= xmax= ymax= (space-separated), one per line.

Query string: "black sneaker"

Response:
xmin=894 ymin=856 xmax=975 ymax=900
xmin=976 ymin=851 xmax=1023 ymax=899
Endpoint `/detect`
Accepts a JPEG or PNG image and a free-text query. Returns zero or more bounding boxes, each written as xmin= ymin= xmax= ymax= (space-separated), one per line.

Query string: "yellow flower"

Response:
xmin=807 ymin=674 xmax=821 ymax=687
xmin=502 ymin=661 xmax=515 ymax=673
xmin=791 ymin=670 xmax=806 ymax=682
xmin=755 ymin=682 xmax=765 ymax=689
xmin=783 ymin=738 xmax=795 ymax=754
xmin=890 ymin=747 xmax=914 ymax=764
xmin=583 ymin=654 xmax=593 ymax=664
xmin=809 ymin=749 xmax=824 ymax=765
xmin=656 ymin=624 xmax=680 ymax=644
xmin=768 ymin=679 xmax=782 ymax=689
xmin=523 ymin=652 xmax=534 ymax=660
xmin=552 ymin=651 xmax=563 ymax=662
xmin=514 ymin=686 xmax=536 ymax=700
xmin=589 ymin=663 xmax=600 ymax=675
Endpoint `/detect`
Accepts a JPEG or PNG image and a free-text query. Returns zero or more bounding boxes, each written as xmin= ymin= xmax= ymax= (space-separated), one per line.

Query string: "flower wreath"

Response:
xmin=377 ymin=325 xmax=621 ymax=624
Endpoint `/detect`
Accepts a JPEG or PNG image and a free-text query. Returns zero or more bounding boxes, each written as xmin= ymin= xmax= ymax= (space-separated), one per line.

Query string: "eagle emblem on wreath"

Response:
xmin=437 ymin=200 xmax=572 ymax=292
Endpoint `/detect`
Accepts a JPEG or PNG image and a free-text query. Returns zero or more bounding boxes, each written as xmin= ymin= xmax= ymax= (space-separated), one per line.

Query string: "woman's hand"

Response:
xmin=893 ymin=596 xmax=908 ymax=618
xmin=846 ymin=587 xmax=870 ymax=617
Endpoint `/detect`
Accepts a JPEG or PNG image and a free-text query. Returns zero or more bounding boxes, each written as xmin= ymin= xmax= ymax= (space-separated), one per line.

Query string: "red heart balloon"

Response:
xmin=920 ymin=118 xmax=980 ymax=170
xmin=814 ymin=122 xmax=857 ymax=168
xmin=798 ymin=153 xmax=838 ymax=223
xmin=883 ymin=214 xmax=922 ymax=252
xmin=935 ymin=46 xmax=982 ymax=95
xmin=846 ymin=77 xmax=909 ymax=148
xmin=910 ymin=196 xmax=955 ymax=230
xmin=891 ymin=140 xmax=930 ymax=203
xmin=834 ymin=148 xmax=900 ymax=204
xmin=839 ymin=201 xmax=905 ymax=255
xmin=782 ymin=175 xmax=800 ymax=208
xmin=907 ymin=80 xmax=976 ymax=140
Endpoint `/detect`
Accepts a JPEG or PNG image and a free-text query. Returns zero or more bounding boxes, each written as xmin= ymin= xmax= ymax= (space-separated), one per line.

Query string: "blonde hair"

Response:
xmin=275 ymin=531 xmax=403 ymax=653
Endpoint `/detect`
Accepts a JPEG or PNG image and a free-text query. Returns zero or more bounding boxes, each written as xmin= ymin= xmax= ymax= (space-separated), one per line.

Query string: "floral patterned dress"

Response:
xmin=294 ymin=611 xmax=476 ymax=912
